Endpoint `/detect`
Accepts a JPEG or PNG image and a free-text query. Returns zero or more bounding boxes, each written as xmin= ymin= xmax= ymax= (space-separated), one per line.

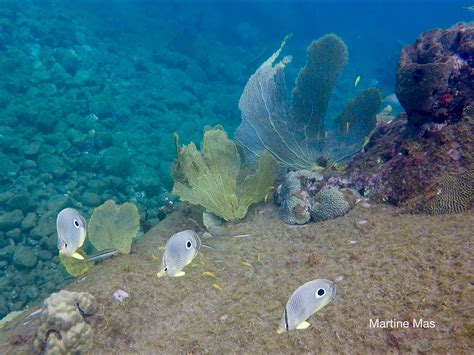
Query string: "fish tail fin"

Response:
xmin=71 ymin=252 xmax=85 ymax=260
xmin=296 ymin=321 xmax=311 ymax=330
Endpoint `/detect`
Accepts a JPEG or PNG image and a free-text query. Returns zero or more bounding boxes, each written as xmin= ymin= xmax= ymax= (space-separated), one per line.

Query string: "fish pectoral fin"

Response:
xmin=71 ymin=252 xmax=85 ymax=260
xmin=173 ymin=271 xmax=185 ymax=277
xmin=296 ymin=321 xmax=311 ymax=330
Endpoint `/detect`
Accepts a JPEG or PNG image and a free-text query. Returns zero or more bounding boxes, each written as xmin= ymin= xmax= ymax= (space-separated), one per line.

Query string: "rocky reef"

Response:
xmin=396 ymin=22 xmax=473 ymax=127
xmin=328 ymin=22 xmax=474 ymax=215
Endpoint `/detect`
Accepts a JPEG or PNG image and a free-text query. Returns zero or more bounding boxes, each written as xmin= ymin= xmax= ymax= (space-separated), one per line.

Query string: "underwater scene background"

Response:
xmin=0 ymin=0 xmax=473 ymax=353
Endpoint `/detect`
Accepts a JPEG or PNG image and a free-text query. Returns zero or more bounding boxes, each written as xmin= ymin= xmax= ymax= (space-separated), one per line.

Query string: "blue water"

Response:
xmin=0 ymin=0 xmax=471 ymax=319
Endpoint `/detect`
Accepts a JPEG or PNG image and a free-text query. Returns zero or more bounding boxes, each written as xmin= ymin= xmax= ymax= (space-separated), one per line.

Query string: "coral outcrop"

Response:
xmin=277 ymin=170 xmax=359 ymax=225
xmin=278 ymin=170 xmax=324 ymax=224
xmin=327 ymin=23 xmax=474 ymax=215
xmin=33 ymin=290 xmax=96 ymax=354
xmin=396 ymin=22 xmax=474 ymax=127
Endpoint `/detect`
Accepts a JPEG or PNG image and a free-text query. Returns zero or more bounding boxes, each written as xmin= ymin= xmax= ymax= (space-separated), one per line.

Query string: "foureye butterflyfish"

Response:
xmin=56 ymin=208 xmax=87 ymax=260
xmin=277 ymin=279 xmax=336 ymax=333
xmin=157 ymin=230 xmax=201 ymax=277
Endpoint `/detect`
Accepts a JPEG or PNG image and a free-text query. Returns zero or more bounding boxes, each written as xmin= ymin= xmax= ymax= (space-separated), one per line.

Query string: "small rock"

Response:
xmin=37 ymin=250 xmax=53 ymax=261
xmin=21 ymin=212 xmax=38 ymax=231
xmin=102 ymin=147 xmax=131 ymax=177
xmin=0 ymin=153 xmax=19 ymax=179
xmin=46 ymin=194 xmax=70 ymax=213
xmin=7 ymin=194 xmax=33 ymax=212
xmin=36 ymin=111 xmax=58 ymax=132
xmin=82 ymin=192 xmax=101 ymax=206
xmin=6 ymin=228 xmax=22 ymax=242
xmin=0 ymin=210 xmax=24 ymax=231
xmin=13 ymin=245 xmax=38 ymax=269
xmin=37 ymin=153 xmax=67 ymax=177
xmin=21 ymin=141 xmax=42 ymax=157
xmin=0 ymin=243 xmax=15 ymax=261
xmin=87 ymin=179 xmax=108 ymax=194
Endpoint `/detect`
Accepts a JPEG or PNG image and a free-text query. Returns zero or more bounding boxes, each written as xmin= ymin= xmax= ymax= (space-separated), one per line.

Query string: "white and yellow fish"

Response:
xmin=354 ymin=75 xmax=361 ymax=87
xmin=56 ymin=208 xmax=87 ymax=260
xmin=277 ymin=279 xmax=336 ymax=333
xmin=157 ymin=230 xmax=201 ymax=277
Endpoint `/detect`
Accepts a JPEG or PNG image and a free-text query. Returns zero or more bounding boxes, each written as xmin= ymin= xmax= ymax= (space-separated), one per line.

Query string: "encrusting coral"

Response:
xmin=172 ymin=126 xmax=278 ymax=221
xmin=33 ymin=290 xmax=96 ymax=354
xmin=235 ymin=34 xmax=381 ymax=171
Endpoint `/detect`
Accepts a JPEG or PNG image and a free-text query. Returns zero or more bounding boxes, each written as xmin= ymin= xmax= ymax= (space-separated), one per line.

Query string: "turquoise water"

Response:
xmin=0 ymin=0 xmax=472 ymax=319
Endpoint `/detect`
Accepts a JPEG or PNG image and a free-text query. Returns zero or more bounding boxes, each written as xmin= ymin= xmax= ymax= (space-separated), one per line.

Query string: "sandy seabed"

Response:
xmin=1 ymin=202 xmax=473 ymax=354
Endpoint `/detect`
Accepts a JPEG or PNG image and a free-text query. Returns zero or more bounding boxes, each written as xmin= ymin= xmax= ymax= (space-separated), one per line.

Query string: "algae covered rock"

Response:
xmin=172 ymin=127 xmax=278 ymax=221
xmin=13 ymin=244 xmax=38 ymax=269
xmin=88 ymin=200 xmax=140 ymax=253
xmin=33 ymin=290 xmax=96 ymax=354
xmin=101 ymin=146 xmax=131 ymax=177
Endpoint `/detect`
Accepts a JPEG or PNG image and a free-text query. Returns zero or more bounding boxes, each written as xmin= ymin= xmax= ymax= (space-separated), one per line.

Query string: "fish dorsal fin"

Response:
xmin=296 ymin=321 xmax=311 ymax=330
xmin=174 ymin=271 xmax=185 ymax=277
xmin=71 ymin=252 xmax=85 ymax=260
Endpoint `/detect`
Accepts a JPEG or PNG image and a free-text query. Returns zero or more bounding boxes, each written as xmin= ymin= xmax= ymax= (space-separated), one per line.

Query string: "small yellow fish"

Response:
xmin=202 ymin=271 xmax=216 ymax=278
xmin=241 ymin=260 xmax=252 ymax=267
xmin=345 ymin=121 xmax=350 ymax=133
xmin=382 ymin=104 xmax=393 ymax=115
xmin=354 ymin=75 xmax=361 ymax=87
xmin=361 ymin=137 xmax=370 ymax=151
xmin=212 ymin=283 xmax=223 ymax=291
xmin=264 ymin=186 xmax=274 ymax=203
xmin=255 ymin=253 xmax=261 ymax=262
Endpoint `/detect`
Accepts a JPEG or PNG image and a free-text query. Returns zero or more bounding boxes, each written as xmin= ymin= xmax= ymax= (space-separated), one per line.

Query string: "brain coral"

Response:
xmin=33 ymin=290 xmax=97 ymax=354
xmin=426 ymin=169 xmax=474 ymax=215
xmin=310 ymin=187 xmax=361 ymax=222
